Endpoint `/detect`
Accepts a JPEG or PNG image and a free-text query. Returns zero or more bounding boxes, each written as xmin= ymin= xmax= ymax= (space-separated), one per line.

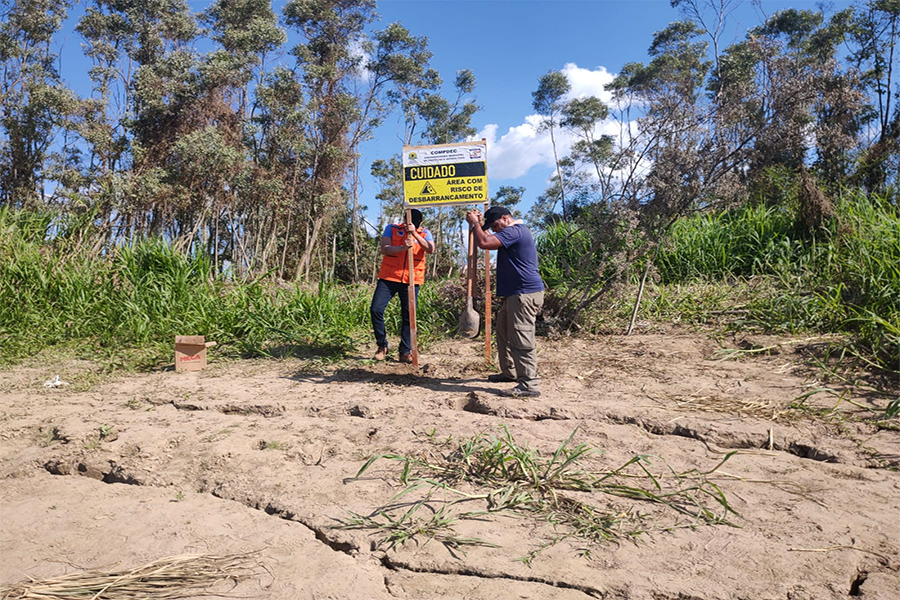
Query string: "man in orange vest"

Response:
xmin=371 ymin=209 xmax=435 ymax=363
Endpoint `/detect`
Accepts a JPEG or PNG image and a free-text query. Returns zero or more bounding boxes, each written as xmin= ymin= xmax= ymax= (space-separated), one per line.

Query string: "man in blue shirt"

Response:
xmin=466 ymin=206 xmax=545 ymax=397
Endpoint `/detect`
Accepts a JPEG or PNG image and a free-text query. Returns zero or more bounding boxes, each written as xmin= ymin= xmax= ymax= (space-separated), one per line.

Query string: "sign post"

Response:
xmin=402 ymin=141 xmax=489 ymax=366
xmin=405 ymin=208 xmax=418 ymax=366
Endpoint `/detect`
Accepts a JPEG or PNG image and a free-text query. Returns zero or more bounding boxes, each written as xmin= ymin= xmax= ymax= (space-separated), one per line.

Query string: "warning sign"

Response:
xmin=402 ymin=141 xmax=487 ymax=207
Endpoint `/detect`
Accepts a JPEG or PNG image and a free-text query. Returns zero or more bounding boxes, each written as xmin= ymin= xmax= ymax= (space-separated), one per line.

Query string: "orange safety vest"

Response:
xmin=377 ymin=224 xmax=429 ymax=285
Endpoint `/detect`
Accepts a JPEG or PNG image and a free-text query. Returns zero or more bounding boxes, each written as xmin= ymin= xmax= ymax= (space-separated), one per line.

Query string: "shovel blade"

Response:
xmin=459 ymin=310 xmax=480 ymax=338
xmin=458 ymin=298 xmax=480 ymax=338
xmin=459 ymin=224 xmax=480 ymax=338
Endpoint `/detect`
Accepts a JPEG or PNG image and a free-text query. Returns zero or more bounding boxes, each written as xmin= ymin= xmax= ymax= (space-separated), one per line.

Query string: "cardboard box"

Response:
xmin=174 ymin=336 xmax=215 ymax=372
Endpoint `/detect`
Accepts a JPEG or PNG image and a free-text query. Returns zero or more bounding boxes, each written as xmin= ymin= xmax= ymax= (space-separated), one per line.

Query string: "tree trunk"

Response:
xmin=297 ymin=214 xmax=327 ymax=282
xmin=351 ymin=151 xmax=360 ymax=281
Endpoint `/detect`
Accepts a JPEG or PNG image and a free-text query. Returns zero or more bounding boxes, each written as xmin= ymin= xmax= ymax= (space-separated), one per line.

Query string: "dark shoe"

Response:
xmin=399 ymin=353 xmax=414 ymax=364
xmin=498 ymin=386 xmax=541 ymax=398
xmin=488 ymin=373 xmax=516 ymax=383
xmin=373 ymin=346 xmax=388 ymax=361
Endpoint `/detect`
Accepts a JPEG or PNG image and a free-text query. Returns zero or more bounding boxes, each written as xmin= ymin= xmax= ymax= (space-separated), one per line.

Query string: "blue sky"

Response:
xmin=54 ymin=0 xmax=852 ymax=223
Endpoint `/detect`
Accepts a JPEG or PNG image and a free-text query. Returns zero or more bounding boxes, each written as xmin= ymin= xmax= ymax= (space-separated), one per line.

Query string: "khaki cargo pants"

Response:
xmin=496 ymin=291 xmax=544 ymax=392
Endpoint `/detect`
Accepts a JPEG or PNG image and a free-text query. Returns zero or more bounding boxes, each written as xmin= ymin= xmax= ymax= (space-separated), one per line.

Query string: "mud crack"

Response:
xmin=451 ymin=396 xmax=845 ymax=464
xmin=202 ymin=486 xmax=358 ymax=555
xmin=171 ymin=400 xmax=284 ymax=417
xmin=849 ymin=570 xmax=867 ymax=596
xmin=44 ymin=458 xmax=144 ymax=484
xmin=599 ymin=411 xmax=843 ymax=463
xmin=379 ymin=554 xmax=606 ymax=599
xmin=42 ymin=461 xmax=358 ymax=557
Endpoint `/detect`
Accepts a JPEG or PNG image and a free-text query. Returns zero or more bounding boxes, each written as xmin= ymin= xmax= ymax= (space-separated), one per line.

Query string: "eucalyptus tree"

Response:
xmin=75 ymin=0 xmax=132 ymax=222
xmin=844 ymin=0 xmax=900 ymax=191
xmin=74 ymin=0 xmax=202 ymax=240
xmin=252 ymin=66 xmax=312 ymax=279
xmin=561 ymin=96 xmax=614 ymax=197
xmin=198 ymin=0 xmax=285 ymax=274
xmin=710 ymin=8 xmax=865 ymax=191
xmin=744 ymin=10 xmax=838 ymax=177
xmin=548 ymin=20 xmax=750 ymax=330
xmin=670 ymin=0 xmax=740 ymax=87
xmin=283 ymin=0 xmax=435 ymax=280
xmin=491 ymin=185 xmax=525 ymax=212
xmin=282 ymin=0 xmax=374 ymax=279
xmin=527 ymin=156 xmax=595 ymax=228
xmin=418 ymin=69 xmax=480 ymax=278
xmin=527 ymin=96 xmax=612 ymax=228
xmin=532 ymin=71 xmax=571 ymax=217
xmin=847 ymin=0 xmax=899 ymax=144
xmin=347 ymin=22 xmax=440 ymax=279
xmin=0 ymin=0 xmax=77 ymax=208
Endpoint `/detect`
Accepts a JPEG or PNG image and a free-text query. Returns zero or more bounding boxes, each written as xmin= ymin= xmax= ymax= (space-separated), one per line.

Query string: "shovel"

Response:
xmin=459 ymin=224 xmax=480 ymax=338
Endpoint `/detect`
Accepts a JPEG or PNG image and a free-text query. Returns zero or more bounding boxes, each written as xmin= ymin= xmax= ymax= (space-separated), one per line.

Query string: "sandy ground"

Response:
xmin=1 ymin=331 xmax=898 ymax=600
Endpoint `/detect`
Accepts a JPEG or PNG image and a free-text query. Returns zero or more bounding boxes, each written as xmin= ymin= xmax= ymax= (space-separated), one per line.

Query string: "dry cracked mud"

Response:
xmin=1 ymin=332 xmax=898 ymax=599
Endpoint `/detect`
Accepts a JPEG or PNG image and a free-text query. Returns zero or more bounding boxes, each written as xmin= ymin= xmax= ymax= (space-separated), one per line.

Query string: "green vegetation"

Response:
xmin=0 ymin=207 xmax=457 ymax=369
xmin=2 ymin=191 xmax=898 ymax=381
xmin=346 ymin=426 xmax=738 ymax=558
xmin=660 ymin=191 xmax=900 ymax=370
xmin=537 ymin=190 xmax=900 ymax=374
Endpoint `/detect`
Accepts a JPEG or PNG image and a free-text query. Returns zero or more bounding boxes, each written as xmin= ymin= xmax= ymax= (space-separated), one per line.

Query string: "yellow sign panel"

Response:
xmin=402 ymin=142 xmax=487 ymax=207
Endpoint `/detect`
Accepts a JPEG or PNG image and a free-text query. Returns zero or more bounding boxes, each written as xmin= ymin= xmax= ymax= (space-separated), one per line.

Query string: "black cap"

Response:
xmin=409 ymin=209 xmax=423 ymax=228
xmin=482 ymin=206 xmax=511 ymax=230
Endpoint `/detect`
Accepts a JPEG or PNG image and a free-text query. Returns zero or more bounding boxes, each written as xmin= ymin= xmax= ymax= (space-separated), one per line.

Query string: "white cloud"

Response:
xmin=560 ymin=63 xmax=615 ymax=103
xmin=476 ymin=116 xmax=556 ymax=180
xmin=477 ymin=64 xmax=621 ymax=182
xmin=350 ymin=37 xmax=372 ymax=83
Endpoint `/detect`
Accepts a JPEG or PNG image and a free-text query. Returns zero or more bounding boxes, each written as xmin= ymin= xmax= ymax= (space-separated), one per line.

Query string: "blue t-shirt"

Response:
xmin=382 ymin=224 xmax=434 ymax=243
xmin=493 ymin=224 xmax=544 ymax=297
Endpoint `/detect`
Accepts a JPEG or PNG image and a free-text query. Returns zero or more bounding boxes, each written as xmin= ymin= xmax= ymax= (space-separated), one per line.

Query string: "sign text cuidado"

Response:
xmin=402 ymin=141 xmax=487 ymax=207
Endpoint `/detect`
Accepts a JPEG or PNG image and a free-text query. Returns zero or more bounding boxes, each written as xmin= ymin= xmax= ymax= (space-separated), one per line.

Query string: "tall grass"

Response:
xmin=4 ymin=189 xmax=898 ymax=374
xmin=656 ymin=203 xmax=799 ymax=280
xmin=654 ymin=191 xmax=900 ymax=369
xmin=0 ymin=207 xmax=456 ymax=368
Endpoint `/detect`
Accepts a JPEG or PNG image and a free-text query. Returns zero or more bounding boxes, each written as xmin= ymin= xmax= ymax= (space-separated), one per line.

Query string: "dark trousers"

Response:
xmin=370 ymin=279 xmax=419 ymax=354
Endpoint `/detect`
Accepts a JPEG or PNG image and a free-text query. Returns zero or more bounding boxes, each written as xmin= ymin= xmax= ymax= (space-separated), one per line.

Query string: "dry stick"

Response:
xmin=351 ymin=148 xmax=360 ymax=281
xmin=715 ymin=336 xmax=828 ymax=360
xmin=2 ymin=553 xmax=255 ymax=600
xmin=625 ymin=244 xmax=660 ymax=336
xmin=481 ymin=140 xmax=492 ymax=362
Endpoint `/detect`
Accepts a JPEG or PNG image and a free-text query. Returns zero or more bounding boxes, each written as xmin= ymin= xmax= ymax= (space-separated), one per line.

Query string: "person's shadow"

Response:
xmin=285 ymin=357 xmax=499 ymax=395
xmin=296 ymin=368 xmax=497 ymax=395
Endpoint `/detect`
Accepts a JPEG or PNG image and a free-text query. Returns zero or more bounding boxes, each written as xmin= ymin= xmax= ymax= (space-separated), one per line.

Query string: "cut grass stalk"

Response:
xmin=0 ymin=553 xmax=258 ymax=600
xmin=346 ymin=426 xmax=740 ymax=558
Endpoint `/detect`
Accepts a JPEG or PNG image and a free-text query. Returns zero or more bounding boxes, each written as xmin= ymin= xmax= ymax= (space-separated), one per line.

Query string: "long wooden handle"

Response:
xmin=466 ymin=225 xmax=475 ymax=298
xmin=405 ymin=209 xmax=418 ymax=366
xmin=483 ymin=201 xmax=492 ymax=363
